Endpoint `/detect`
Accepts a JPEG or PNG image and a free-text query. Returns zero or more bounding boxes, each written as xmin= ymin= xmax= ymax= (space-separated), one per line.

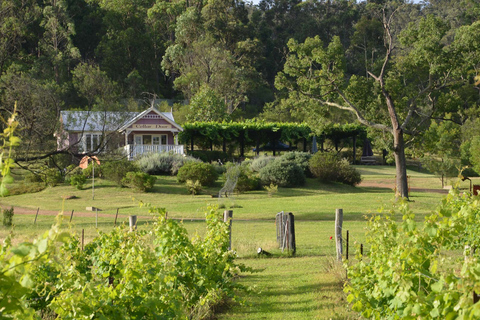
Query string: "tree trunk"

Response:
xmin=393 ymin=128 xmax=409 ymax=198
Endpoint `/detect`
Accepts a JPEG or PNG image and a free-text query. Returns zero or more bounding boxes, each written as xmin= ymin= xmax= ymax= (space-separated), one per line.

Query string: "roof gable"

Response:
xmin=117 ymin=107 xmax=183 ymax=132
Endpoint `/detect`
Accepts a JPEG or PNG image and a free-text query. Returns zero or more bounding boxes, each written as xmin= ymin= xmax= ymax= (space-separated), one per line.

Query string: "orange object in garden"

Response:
xmin=79 ymin=156 xmax=100 ymax=169
xmin=473 ymin=185 xmax=480 ymax=196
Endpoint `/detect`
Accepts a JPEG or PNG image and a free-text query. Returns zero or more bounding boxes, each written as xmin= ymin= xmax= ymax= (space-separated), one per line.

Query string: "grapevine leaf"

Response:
xmin=347 ymin=294 xmax=355 ymax=303
xmin=431 ymin=279 xmax=444 ymax=293
xmin=11 ymin=243 xmax=32 ymax=257
xmin=0 ymin=183 xmax=9 ymax=197
xmin=20 ymin=274 xmax=34 ymax=288
xmin=2 ymin=173 xmax=13 ymax=184
xmin=430 ymin=307 xmax=440 ymax=317
xmin=37 ymin=238 xmax=48 ymax=254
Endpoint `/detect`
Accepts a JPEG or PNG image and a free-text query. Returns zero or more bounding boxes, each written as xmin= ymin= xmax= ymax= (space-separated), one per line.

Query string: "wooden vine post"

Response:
xmin=223 ymin=210 xmax=233 ymax=250
xmin=346 ymin=230 xmax=349 ymax=260
xmin=129 ymin=215 xmax=137 ymax=232
xmin=335 ymin=208 xmax=343 ymax=261
xmin=287 ymin=212 xmax=296 ymax=255
xmin=34 ymin=207 xmax=39 ymax=224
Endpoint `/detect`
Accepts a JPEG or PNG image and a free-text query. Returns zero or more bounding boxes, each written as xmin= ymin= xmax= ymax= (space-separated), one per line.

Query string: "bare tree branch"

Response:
xmin=300 ymin=89 xmax=393 ymax=132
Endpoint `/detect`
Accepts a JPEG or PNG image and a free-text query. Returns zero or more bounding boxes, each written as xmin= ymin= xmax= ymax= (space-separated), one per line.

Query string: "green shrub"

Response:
xmin=43 ymin=168 xmax=64 ymax=187
xmin=136 ymin=152 xmax=200 ymax=175
xmin=82 ymin=162 xmax=102 ymax=178
xmin=177 ymin=162 xmax=218 ymax=187
xmin=264 ymin=183 xmax=278 ymax=197
xmin=337 ymin=159 xmax=362 ymax=186
xmin=25 ymin=172 xmax=43 ymax=183
xmin=122 ymin=171 xmax=156 ymax=192
xmin=259 ymin=159 xmax=306 ymax=187
xmin=2 ymin=206 xmax=14 ymax=227
xmin=308 ymin=152 xmax=339 ymax=182
xmin=339 ymin=150 xmax=355 ymax=163
xmin=309 ymin=152 xmax=362 ymax=186
xmin=279 ymin=151 xmax=312 ymax=177
xmin=223 ymin=163 xmax=261 ymax=193
xmin=186 ymin=180 xmax=202 ymax=195
xmin=47 ymin=153 xmax=76 ymax=169
xmin=250 ymin=156 xmax=275 ymax=172
xmin=213 ymin=163 xmax=227 ymax=175
xmin=8 ymin=183 xmax=46 ymax=195
xmin=65 ymin=164 xmax=82 ymax=177
xmin=102 ymin=159 xmax=138 ymax=187
xmin=236 ymin=171 xmax=261 ymax=192
xmin=188 ymin=150 xmax=229 ymax=163
xmin=70 ymin=174 xmax=87 ymax=190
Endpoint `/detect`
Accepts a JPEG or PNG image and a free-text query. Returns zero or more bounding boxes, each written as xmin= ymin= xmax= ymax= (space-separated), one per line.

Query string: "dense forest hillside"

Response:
xmin=1 ymin=0 xmax=480 ymax=187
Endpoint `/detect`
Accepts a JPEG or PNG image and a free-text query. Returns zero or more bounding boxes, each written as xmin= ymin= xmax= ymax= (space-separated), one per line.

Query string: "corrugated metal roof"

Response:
xmin=60 ymin=110 xmax=176 ymax=132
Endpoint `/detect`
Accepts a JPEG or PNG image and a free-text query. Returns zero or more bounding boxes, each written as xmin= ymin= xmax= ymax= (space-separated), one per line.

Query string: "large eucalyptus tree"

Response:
xmin=275 ymin=5 xmax=480 ymax=198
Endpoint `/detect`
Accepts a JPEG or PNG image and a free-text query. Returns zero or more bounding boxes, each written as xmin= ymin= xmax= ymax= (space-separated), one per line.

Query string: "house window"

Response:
xmin=80 ymin=133 xmax=103 ymax=152
xmin=143 ymin=135 xmax=152 ymax=145
xmin=134 ymin=135 xmax=142 ymax=145
xmin=136 ymin=134 xmax=168 ymax=145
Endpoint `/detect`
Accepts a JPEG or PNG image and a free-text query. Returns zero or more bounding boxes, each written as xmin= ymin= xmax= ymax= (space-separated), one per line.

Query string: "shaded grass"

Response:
xmin=217 ymin=256 xmax=358 ymax=320
xmin=355 ymin=165 xmax=478 ymax=191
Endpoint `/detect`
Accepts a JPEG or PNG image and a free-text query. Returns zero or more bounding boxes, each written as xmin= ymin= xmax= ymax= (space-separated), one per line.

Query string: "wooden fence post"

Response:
xmin=346 ymin=230 xmax=349 ymax=260
xmin=335 ymin=208 xmax=343 ymax=261
xmin=275 ymin=212 xmax=284 ymax=248
xmin=129 ymin=215 xmax=137 ymax=232
xmin=34 ymin=207 xmax=39 ymax=224
xmin=223 ymin=210 xmax=233 ymax=250
xmin=114 ymin=208 xmax=119 ymax=226
xmin=69 ymin=210 xmax=74 ymax=223
xmin=287 ymin=212 xmax=296 ymax=255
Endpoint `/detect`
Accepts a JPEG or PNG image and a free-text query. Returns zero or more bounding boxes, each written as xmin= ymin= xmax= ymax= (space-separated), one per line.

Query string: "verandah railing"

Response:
xmin=124 ymin=144 xmax=185 ymax=160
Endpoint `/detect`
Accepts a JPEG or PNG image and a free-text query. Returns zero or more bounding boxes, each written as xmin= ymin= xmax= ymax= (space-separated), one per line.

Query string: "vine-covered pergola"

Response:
xmin=179 ymin=121 xmax=367 ymax=162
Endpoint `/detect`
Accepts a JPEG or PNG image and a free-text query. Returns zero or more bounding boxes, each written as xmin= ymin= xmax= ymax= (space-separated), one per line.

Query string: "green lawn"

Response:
xmin=0 ymin=171 xmax=449 ymax=220
xmin=0 ymin=165 xmax=458 ymax=319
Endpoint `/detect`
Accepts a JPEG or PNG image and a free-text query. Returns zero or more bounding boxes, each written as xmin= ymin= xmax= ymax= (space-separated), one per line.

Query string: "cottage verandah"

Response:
xmin=118 ymin=107 xmax=184 ymax=159
xmin=57 ymin=107 xmax=184 ymax=159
